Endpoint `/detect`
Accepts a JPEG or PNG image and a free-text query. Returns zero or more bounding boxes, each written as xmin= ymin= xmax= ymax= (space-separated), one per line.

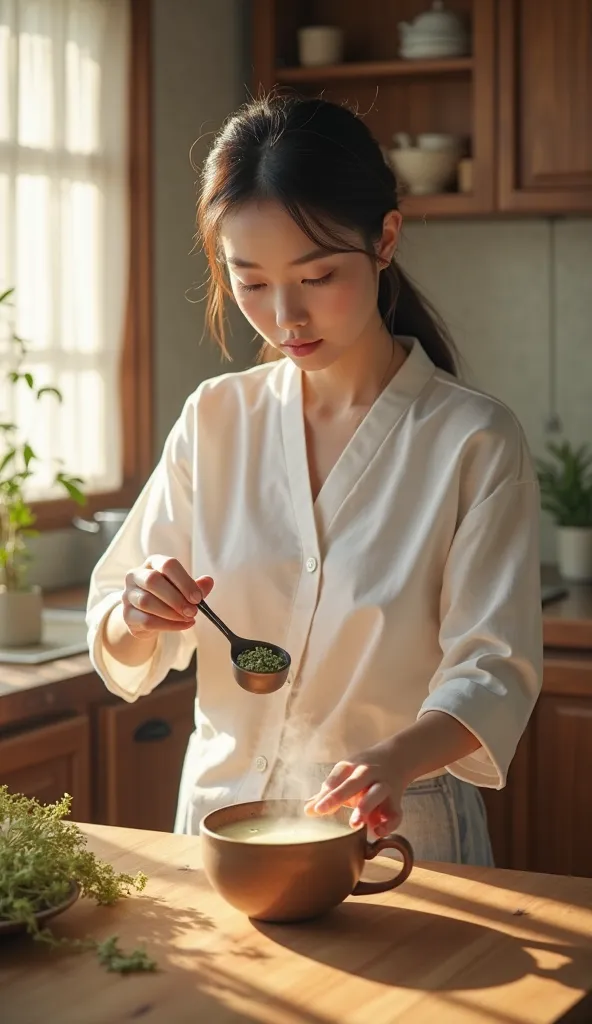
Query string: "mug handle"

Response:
xmin=351 ymin=833 xmax=414 ymax=896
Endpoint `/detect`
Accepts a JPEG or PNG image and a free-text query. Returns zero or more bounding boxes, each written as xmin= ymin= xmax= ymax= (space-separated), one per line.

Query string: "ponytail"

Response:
xmin=379 ymin=263 xmax=458 ymax=377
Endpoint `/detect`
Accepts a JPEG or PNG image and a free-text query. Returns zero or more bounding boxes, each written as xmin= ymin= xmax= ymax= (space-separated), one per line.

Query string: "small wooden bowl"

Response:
xmin=0 ymin=882 xmax=80 ymax=937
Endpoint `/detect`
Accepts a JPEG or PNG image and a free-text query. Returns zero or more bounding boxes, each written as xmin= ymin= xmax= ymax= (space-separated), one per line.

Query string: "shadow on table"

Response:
xmin=1 ymin=892 xmax=332 ymax=1024
xmin=254 ymin=900 xmax=591 ymax=994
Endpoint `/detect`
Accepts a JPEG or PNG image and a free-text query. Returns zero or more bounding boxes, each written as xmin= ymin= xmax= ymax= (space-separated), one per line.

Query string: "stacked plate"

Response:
xmin=399 ymin=35 xmax=470 ymax=59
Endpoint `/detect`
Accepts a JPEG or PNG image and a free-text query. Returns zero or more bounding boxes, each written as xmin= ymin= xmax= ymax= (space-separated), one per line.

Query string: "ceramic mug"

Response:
xmin=297 ymin=26 xmax=344 ymax=67
xmin=200 ymin=799 xmax=414 ymax=923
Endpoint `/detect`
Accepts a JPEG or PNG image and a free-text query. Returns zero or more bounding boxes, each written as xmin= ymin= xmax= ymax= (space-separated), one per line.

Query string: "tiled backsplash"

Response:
xmin=399 ymin=218 xmax=592 ymax=563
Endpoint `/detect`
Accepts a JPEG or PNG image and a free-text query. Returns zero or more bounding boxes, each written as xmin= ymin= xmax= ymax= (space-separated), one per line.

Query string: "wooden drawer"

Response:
xmin=0 ymin=715 xmax=91 ymax=820
xmin=97 ymin=676 xmax=196 ymax=831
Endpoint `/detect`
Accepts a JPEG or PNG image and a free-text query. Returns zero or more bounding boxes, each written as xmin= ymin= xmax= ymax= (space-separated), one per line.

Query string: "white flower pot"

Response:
xmin=0 ymin=585 xmax=43 ymax=647
xmin=556 ymin=527 xmax=592 ymax=583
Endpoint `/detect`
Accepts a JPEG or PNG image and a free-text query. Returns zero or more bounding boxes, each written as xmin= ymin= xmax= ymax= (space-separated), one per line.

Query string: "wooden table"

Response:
xmin=2 ymin=825 xmax=592 ymax=1024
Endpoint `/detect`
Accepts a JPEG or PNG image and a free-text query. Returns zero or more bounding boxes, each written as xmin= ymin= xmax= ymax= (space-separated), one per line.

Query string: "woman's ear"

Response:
xmin=376 ymin=209 xmax=402 ymax=266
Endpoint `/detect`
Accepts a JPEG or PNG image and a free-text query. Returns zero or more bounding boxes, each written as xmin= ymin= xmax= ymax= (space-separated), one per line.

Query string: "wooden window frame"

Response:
xmin=31 ymin=0 xmax=154 ymax=531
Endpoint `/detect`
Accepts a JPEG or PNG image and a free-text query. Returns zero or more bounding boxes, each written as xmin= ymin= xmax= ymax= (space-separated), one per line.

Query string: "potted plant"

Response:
xmin=0 ymin=288 xmax=85 ymax=646
xmin=537 ymin=439 xmax=592 ymax=583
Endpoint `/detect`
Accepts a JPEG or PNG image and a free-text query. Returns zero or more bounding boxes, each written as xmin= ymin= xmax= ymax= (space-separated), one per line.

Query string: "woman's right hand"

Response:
xmin=122 ymin=555 xmax=214 ymax=638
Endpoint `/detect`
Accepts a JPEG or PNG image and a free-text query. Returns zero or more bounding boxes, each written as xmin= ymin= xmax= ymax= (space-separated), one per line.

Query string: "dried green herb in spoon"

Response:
xmin=236 ymin=646 xmax=288 ymax=673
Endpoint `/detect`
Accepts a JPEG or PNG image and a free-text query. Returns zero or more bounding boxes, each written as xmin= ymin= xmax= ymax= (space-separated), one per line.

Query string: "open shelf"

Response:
xmin=251 ymin=0 xmax=496 ymax=219
xmin=399 ymin=191 xmax=482 ymax=220
xmin=275 ymin=57 xmax=473 ymax=84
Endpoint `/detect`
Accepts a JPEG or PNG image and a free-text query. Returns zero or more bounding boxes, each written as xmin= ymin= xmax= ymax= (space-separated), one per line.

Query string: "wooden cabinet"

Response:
xmin=0 ymin=650 xmax=196 ymax=833
xmin=252 ymin=0 xmax=592 ymax=218
xmin=0 ymin=715 xmax=91 ymax=821
xmin=252 ymin=0 xmax=496 ymax=218
xmin=498 ymin=0 xmax=592 ymax=212
xmin=483 ymin=652 xmax=592 ymax=878
xmin=482 ymin=728 xmax=532 ymax=871
xmin=533 ymin=695 xmax=592 ymax=876
xmin=97 ymin=677 xmax=195 ymax=832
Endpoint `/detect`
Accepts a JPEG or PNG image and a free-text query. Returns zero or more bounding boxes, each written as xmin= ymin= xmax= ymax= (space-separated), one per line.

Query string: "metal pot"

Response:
xmin=72 ymin=508 xmax=129 ymax=553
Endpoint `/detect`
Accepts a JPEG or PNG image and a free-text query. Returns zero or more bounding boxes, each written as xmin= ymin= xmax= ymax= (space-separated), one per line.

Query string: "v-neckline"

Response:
xmin=280 ymin=339 xmax=437 ymax=541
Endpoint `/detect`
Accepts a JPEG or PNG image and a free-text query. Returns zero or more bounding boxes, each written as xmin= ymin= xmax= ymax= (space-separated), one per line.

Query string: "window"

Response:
xmin=0 ymin=0 xmax=152 ymax=528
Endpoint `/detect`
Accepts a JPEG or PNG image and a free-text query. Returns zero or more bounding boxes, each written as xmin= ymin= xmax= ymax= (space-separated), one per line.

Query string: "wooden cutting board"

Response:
xmin=1 ymin=823 xmax=591 ymax=1024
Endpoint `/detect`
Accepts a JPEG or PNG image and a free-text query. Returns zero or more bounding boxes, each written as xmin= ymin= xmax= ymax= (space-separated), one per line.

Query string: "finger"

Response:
xmin=312 ymin=764 xmax=376 ymax=815
xmin=125 ymin=586 xmax=195 ymax=623
xmin=195 ymin=574 xmax=214 ymax=600
xmin=147 ymin=555 xmax=213 ymax=605
xmin=125 ymin=606 xmax=196 ymax=635
xmin=370 ymin=806 xmax=402 ymax=837
xmin=349 ymin=791 xmax=400 ymax=833
xmin=351 ymin=782 xmax=392 ymax=822
xmin=304 ymin=762 xmax=357 ymax=814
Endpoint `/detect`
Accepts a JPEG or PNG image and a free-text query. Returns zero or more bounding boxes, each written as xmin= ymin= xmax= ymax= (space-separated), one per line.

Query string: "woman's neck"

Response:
xmin=302 ymin=321 xmax=408 ymax=413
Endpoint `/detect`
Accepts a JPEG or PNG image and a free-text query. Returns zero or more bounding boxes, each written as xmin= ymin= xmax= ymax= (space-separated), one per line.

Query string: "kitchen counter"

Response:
xmin=541 ymin=568 xmax=592 ymax=650
xmin=2 ymin=823 xmax=592 ymax=1024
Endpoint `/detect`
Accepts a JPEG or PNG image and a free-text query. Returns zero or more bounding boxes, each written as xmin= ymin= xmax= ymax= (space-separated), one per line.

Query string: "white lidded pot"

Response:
xmin=398 ymin=1 xmax=469 ymax=57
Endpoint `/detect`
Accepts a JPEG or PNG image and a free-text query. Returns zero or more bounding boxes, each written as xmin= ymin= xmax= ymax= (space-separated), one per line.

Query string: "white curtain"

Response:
xmin=0 ymin=0 xmax=129 ymax=498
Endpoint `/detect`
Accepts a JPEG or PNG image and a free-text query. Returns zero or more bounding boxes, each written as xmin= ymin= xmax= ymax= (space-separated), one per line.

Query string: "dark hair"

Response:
xmin=197 ymin=94 xmax=457 ymax=375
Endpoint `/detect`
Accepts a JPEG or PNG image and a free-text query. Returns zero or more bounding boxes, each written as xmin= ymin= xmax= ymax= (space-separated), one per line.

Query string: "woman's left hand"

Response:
xmin=304 ymin=740 xmax=406 ymax=837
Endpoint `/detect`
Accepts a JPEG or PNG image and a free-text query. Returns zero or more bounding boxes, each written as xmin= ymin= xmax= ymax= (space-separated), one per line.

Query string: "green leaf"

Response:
xmin=0 ymin=287 xmax=15 ymax=304
xmin=37 ymin=386 xmax=62 ymax=402
xmin=58 ymin=478 xmax=86 ymax=505
xmin=0 ymin=423 xmax=17 ymax=433
xmin=9 ymin=503 xmax=36 ymax=527
xmin=7 ymin=369 xmax=34 ymax=387
xmin=23 ymin=444 xmax=36 ymax=468
xmin=0 ymin=449 xmax=16 ymax=474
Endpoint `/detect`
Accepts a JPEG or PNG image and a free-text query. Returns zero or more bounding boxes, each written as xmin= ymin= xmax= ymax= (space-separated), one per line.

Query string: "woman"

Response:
xmin=87 ymin=95 xmax=542 ymax=864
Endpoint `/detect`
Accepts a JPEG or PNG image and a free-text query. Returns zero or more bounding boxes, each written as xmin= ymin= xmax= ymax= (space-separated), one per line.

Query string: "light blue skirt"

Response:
xmin=399 ymin=773 xmax=494 ymax=866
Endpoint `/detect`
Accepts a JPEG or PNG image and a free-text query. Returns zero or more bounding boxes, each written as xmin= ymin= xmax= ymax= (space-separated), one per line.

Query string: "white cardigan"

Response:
xmin=87 ymin=340 xmax=542 ymax=834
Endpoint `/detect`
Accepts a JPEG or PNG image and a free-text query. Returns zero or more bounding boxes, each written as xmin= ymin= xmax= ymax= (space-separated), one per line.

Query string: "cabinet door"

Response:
xmin=498 ymin=0 xmax=592 ymax=212
xmin=98 ymin=677 xmax=195 ymax=832
xmin=481 ymin=726 xmax=532 ymax=870
xmin=0 ymin=715 xmax=91 ymax=820
xmin=534 ymin=695 xmax=592 ymax=876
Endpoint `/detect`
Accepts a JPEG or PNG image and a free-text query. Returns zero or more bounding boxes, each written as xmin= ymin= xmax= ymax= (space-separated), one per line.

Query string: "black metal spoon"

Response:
xmin=197 ymin=600 xmax=291 ymax=695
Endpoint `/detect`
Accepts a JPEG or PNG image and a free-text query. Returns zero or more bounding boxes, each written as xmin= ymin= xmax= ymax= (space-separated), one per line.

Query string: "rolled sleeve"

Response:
xmin=418 ymin=479 xmax=543 ymax=789
xmin=86 ymin=394 xmax=199 ymax=701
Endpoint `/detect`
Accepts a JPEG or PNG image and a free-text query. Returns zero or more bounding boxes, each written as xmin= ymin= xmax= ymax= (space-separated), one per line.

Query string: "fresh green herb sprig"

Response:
xmin=96 ymin=935 xmax=157 ymax=974
xmin=236 ymin=646 xmax=288 ymax=673
xmin=0 ymin=787 xmax=153 ymax=972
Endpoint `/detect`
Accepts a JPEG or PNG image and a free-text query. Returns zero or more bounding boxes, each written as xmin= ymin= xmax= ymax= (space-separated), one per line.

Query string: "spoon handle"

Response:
xmin=197 ymin=600 xmax=236 ymax=645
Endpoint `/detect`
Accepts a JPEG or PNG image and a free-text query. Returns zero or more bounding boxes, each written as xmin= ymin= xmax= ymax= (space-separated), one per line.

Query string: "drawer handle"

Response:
xmin=134 ymin=718 xmax=172 ymax=742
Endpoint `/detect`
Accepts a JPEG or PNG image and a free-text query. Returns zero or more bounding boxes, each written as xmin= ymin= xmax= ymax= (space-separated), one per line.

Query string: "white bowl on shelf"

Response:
xmin=416 ymin=133 xmax=461 ymax=152
xmin=388 ymin=147 xmax=458 ymax=195
xmin=400 ymin=39 xmax=470 ymax=59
